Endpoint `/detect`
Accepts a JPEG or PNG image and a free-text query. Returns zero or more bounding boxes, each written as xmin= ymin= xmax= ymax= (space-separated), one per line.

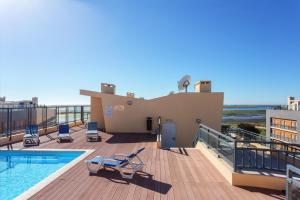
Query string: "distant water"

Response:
xmin=222 ymin=105 xmax=275 ymax=123
xmin=224 ymin=105 xmax=276 ymax=111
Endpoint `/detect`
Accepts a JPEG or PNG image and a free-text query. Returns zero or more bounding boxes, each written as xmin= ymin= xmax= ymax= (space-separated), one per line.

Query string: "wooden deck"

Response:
xmin=1 ymin=126 xmax=284 ymax=200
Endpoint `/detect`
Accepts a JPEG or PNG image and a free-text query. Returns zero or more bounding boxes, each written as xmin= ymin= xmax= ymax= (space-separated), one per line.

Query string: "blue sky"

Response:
xmin=0 ymin=0 xmax=299 ymax=105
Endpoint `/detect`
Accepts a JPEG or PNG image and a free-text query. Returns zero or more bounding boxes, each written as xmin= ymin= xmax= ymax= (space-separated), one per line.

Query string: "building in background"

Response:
xmin=266 ymin=96 xmax=300 ymax=144
xmin=0 ymin=97 xmax=38 ymax=108
xmin=288 ymin=96 xmax=300 ymax=111
xmin=81 ymin=80 xmax=224 ymax=147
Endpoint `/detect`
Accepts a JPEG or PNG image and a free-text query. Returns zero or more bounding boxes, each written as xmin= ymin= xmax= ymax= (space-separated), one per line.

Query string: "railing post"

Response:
xmin=45 ymin=106 xmax=48 ymax=133
xmin=234 ymin=141 xmax=237 ymax=172
xmin=81 ymin=106 xmax=84 ymax=123
xmin=57 ymin=106 xmax=59 ymax=126
xmin=207 ymin=129 xmax=210 ymax=148
xmin=1 ymin=121 xmax=3 ymax=136
xmin=9 ymin=108 xmax=12 ymax=141
xmin=66 ymin=106 xmax=69 ymax=124
xmin=73 ymin=106 xmax=76 ymax=123
xmin=6 ymin=108 xmax=9 ymax=138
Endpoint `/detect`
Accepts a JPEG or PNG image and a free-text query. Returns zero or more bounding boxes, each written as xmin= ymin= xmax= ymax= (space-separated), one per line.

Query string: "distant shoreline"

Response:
xmin=222 ymin=105 xmax=269 ymax=126
xmin=224 ymin=105 xmax=279 ymax=108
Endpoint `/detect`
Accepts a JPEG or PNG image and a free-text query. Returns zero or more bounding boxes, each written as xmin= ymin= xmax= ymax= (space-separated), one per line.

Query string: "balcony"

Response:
xmin=271 ymin=123 xmax=297 ymax=132
xmin=270 ymin=133 xmax=297 ymax=143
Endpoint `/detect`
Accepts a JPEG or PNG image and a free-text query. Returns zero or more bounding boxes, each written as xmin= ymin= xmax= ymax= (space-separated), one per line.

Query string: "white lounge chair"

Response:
xmin=86 ymin=147 xmax=145 ymax=179
xmin=23 ymin=125 xmax=40 ymax=147
xmin=57 ymin=124 xmax=73 ymax=142
xmin=86 ymin=122 xmax=100 ymax=142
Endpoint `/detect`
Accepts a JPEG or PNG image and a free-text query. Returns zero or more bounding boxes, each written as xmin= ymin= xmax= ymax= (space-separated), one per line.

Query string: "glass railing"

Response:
xmin=0 ymin=105 xmax=90 ymax=138
xmin=197 ymin=124 xmax=235 ymax=166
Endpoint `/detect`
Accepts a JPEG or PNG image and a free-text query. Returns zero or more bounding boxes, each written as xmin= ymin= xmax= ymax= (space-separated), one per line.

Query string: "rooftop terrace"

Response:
xmin=1 ymin=125 xmax=284 ymax=200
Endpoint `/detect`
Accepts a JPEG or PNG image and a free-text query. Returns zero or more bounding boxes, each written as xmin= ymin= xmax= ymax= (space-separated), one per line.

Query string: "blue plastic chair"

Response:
xmin=58 ymin=124 xmax=72 ymax=142
xmin=86 ymin=122 xmax=100 ymax=142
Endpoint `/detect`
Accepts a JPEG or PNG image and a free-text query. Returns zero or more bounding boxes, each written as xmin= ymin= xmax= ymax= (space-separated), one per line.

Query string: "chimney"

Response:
xmin=194 ymin=81 xmax=211 ymax=93
xmin=127 ymin=92 xmax=135 ymax=98
xmin=101 ymin=83 xmax=116 ymax=95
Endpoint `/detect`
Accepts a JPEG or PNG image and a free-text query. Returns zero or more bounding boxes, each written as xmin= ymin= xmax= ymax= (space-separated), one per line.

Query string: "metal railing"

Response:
xmin=0 ymin=105 xmax=90 ymax=139
xmin=226 ymin=127 xmax=267 ymax=142
xmin=234 ymin=141 xmax=300 ymax=172
xmin=196 ymin=124 xmax=300 ymax=173
xmin=197 ymin=124 xmax=235 ymax=166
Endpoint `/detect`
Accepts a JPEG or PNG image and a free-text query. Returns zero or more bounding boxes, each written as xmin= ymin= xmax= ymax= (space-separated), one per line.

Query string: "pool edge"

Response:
xmin=14 ymin=149 xmax=94 ymax=200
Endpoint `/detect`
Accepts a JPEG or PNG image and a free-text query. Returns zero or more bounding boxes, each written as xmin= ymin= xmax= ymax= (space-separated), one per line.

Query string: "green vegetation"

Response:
xmin=223 ymin=110 xmax=265 ymax=116
xmin=221 ymin=124 xmax=231 ymax=133
xmin=237 ymin=123 xmax=260 ymax=134
xmin=222 ymin=109 xmax=266 ymax=129
xmin=223 ymin=121 xmax=265 ymax=127
xmin=222 ymin=107 xmax=267 ymax=136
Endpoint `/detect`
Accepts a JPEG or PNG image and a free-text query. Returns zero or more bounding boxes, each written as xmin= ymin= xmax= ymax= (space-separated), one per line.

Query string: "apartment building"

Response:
xmin=0 ymin=97 xmax=38 ymax=108
xmin=266 ymin=97 xmax=300 ymax=144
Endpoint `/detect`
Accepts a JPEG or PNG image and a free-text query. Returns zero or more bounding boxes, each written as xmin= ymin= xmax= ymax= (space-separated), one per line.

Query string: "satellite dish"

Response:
xmin=178 ymin=75 xmax=192 ymax=93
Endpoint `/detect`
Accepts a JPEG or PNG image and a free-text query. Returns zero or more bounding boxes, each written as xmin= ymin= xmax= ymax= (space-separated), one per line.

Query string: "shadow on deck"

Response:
xmin=105 ymin=132 xmax=156 ymax=144
xmin=91 ymin=169 xmax=172 ymax=194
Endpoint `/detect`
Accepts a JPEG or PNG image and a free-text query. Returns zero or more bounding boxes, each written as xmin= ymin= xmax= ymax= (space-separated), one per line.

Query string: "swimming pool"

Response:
xmin=0 ymin=150 xmax=87 ymax=200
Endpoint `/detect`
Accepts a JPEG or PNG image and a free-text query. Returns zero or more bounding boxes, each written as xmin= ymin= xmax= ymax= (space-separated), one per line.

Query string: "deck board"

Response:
xmin=0 ymin=126 xmax=285 ymax=200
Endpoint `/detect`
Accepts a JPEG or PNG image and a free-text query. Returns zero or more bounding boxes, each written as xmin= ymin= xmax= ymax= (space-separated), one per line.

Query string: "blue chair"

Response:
xmin=86 ymin=147 xmax=145 ymax=179
xmin=23 ymin=125 xmax=40 ymax=147
xmin=86 ymin=122 xmax=100 ymax=142
xmin=58 ymin=124 xmax=73 ymax=142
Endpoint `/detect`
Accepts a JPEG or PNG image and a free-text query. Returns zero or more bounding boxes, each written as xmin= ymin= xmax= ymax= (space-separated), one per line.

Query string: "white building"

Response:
xmin=266 ymin=96 xmax=300 ymax=144
xmin=288 ymin=96 xmax=300 ymax=111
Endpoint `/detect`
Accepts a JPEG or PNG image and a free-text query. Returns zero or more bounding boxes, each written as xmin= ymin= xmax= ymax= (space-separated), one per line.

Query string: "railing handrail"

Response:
xmin=235 ymin=140 xmax=300 ymax=146
xmin=199 ymin=124 xmax=235 ymax=142
xmin=199 ymin=127 xmax=234 ymax=146
xmin=230 ymin=127 xmax=267 ymax=138
xmin=236 ymin=146 xmax=300 ymax=154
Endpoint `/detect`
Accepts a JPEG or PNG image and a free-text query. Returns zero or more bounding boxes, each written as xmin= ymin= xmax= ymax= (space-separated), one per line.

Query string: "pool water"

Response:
xmin=0 ymin=150 xmax=84 ymax=200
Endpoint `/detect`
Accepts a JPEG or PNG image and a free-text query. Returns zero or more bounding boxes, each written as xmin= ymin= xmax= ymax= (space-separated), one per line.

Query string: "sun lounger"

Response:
xmin=86 ymin=122 xmax=100 ymax=142
xmin=58 ymin=124 xmax=73 ymax=142
xmin=86 ymin=147 xmax=145 ymax=179
xmin=23 ymin=125 xmax=40 ymax=147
